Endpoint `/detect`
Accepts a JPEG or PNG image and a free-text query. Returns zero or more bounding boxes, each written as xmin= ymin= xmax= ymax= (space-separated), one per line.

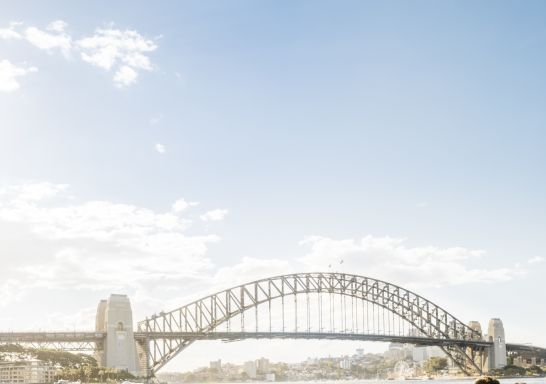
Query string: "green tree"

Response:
xmin=526 ymin=365 xmax=543 ymax=376
xmin=497 ymin=364 xmax=525 ymax=376
xmin=423 ymin=357 xmax=448 ymax=374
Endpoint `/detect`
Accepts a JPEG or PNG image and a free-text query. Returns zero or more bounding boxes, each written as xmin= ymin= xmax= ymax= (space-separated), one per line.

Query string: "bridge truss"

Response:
xmin=0 ymin=332 xmax=103 ymax=351
xmin=137 ymin=272 xmax=488 ymax=377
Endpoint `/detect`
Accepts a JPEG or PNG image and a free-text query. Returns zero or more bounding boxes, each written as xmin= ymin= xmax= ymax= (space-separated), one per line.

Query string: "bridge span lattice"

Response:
xmin=137 ymin=272 xmax=488 ymax=376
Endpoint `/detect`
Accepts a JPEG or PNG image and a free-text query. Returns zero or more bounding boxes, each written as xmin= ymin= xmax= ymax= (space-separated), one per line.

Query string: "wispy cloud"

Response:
xmin=210 ymin=235 xmax=523 ymax=291
xmin=0 ymin=182 xmax=221 ymax=307
xmin=298 ymin=235 xmax=518 ymax=287
xmin=173 ymin=198 xmax=199 ymax=213
xmin=200 ymin=209 xmax=229 ymax=222
xmin=0 ymin=22 xmax=23 ymax=40
xmin=24 ymin=20 xmax=72 ymax=57
xmin=149 ymin=114 xmax=163 ymax=125
xmin=113 ymin=65 xmax=138 ymax=87
xmin=0 ymin=59 xmax=37 ymax=92
xmin=155 ymin=143 xmax=166 ymax=154
xmin=77 ymin=28 xmax=157 ymax=87
xmin=528 ymin=256 xmax=544 ymax=264
xmin=0 ymin=20 xmax=158 ymax=88
xmin=46 ymin=20 xmax=68 ymax=33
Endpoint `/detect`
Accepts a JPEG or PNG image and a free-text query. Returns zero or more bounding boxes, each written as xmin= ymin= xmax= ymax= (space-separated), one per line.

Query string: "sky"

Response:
xmin=1 ymin=0 xmax=546 ymax=372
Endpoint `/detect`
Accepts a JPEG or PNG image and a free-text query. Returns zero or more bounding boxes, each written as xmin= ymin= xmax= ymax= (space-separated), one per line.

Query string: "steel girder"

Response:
xmin=0 ymin=341 xmax=98 ymax=351
xmin=137 ymin=272 xmax=485 ymax=376
xmin=0 ymin=332 xmax=105 ymax=351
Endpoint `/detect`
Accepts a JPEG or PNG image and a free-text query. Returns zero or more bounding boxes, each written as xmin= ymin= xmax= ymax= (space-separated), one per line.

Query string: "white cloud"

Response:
xmin=149 ymin=114 xmax=163 ymax=125
xmin=212 ymin=256 xmax=293 ymax=289
xmin=298 ymin=235 xmax=516 ymax=288
xmin=528 ymin=256 xmax=544 ymax=264
xmin=0 ymin=59 xmax=37 ymax=92
xmin=0 ymin=182 xmax=67 ymax=201
xmin=0 ymin=22 xmax=23 ymax=40
xmin=204 ymin=235 xmax=520 ymax=297
xmin=0 ymin=20 xmax=158 ymax=87
xmin=113 ymin=65 xmax=138 ymax=87
xmin=0 ymin=182 xmax=221 ymax=308
xmin=47 ymin=20 xmax=68 ymax=33
xmin=78 ymin=28 xmax=157 ymax=86
xmin=155 ymin=143 xmax=166 ymax=154
xmin=200 ymin=209 xmax=229 ymax=222
xmin=24 ymin=24 xmax=72 ymax=57
xmin=173 ymin=198 xmax=199 ymax=213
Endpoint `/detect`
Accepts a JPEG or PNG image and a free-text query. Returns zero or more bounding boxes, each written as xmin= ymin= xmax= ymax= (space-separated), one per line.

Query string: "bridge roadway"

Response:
xmin=0 ymin=332 xmax=105 ymax=343
xmin=0 ymin=330 xmax=494 ymax=347
xmin=132 ymin=331 xmax=494 ymax=349
xmin=1 ymin=331 xmax=541 ymax=354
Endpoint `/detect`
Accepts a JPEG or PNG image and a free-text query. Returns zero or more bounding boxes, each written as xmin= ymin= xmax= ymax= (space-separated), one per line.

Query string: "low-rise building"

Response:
xmin=209 ymin=359 xmax=221 ymax=371
xmin=244 ymin=361 xmax=257 ymax=379
xmin=257 ymin=357 xmax=270 ymax=374
xmin=339 ymin=358 xmax=351 ymax=370
xmin=0 ymin=360 xmax=56 ymax=384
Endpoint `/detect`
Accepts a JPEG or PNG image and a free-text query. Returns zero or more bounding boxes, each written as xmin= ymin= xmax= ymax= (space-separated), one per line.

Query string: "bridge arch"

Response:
xmin=137 ymin=272 xmax=485 ymax=376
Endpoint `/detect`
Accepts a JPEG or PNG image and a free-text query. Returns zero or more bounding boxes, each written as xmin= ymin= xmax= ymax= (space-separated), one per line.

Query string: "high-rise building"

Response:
xmin=339 ymin=358 xmax=351 ymax=370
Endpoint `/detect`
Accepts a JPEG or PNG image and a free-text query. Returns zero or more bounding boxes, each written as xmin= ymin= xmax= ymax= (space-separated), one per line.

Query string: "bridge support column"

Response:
xmin=136 ymin=338 xmax=152 ymax=380
xmin=95 ymin=294 xmax=140 ymax=376
xmin=484 ymin=318 xmax=507 ymax=372
xmin=466 ymin=321 xmax=486 ymax=374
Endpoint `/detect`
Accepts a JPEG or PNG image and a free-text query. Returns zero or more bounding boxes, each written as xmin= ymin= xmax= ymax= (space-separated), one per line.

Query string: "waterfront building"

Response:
xmin=412 ymin=346 xmax=427 ymax=362
xmin=513 ymin=356 xmax=526 ymax=367
xmin=0 ymin=359 xmax=56 ymax=384
xmin=256 ymin=357 xmax=270 ymax=374
xmin=339 ymin=358 xmax=351 ymax=370
xmin=209 ymin=359 xmax=221 ymax=371
xmin=384 ymin=343 xmax=406 ymax=360
xmin=305 ymin=357 xmax=318 ymax=366
xmin=243 ymin=361 xmax=257 ymax=379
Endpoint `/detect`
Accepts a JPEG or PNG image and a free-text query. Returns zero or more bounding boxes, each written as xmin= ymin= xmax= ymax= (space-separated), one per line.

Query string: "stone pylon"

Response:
xmin=95 ymin=294 xmax=140 ymax=376
xmin=485 ymin=318 xmax=507 ymax=371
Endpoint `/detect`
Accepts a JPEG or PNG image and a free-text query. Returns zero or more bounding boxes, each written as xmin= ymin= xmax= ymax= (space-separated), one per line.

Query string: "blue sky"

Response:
xmin=1 ymin=0 xmax=546 ymax=371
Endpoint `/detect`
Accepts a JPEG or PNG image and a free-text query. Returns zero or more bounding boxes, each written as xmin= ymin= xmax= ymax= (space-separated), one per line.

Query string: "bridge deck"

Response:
xmin=0 ymin=332 xmax=105 ymax=343
xmin=133 ymin=331 xmax=493 ymax=348
xmin=2 ymin=331 xmax=542 ymax=354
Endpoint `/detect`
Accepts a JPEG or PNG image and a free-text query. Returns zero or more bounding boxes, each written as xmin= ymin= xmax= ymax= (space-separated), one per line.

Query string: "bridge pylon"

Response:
xmin=95 ymin=294 xmax=140 ymax=376
xmin=485 ymin=318 xmax=507 ymax=371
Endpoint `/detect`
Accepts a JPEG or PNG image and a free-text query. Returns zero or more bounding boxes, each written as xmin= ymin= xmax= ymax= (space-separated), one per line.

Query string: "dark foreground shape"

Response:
xmin=475 ymin=377 xmax=501 ymax=384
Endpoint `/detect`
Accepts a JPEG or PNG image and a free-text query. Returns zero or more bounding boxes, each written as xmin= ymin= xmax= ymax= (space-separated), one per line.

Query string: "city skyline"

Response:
xmin=1 ymin=0 xmax=546 ymax=372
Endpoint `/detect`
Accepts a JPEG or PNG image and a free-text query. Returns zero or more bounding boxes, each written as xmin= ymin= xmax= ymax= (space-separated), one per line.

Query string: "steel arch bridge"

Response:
xmin=2 ymin=272 xmax=544 ymax=379
xmin=135 ymin=272 xmax=490 ymax=377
